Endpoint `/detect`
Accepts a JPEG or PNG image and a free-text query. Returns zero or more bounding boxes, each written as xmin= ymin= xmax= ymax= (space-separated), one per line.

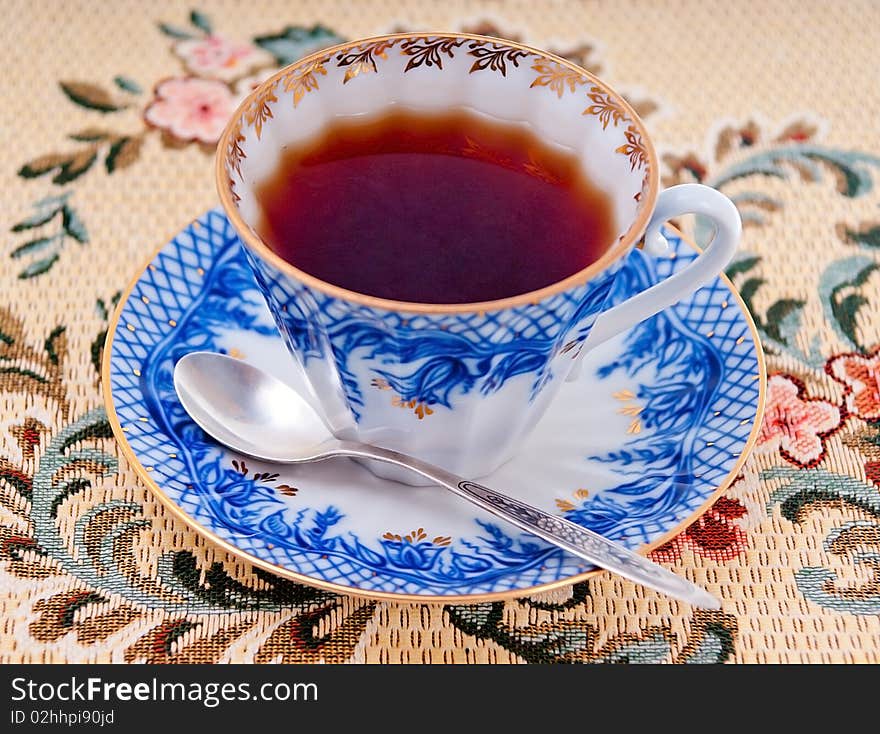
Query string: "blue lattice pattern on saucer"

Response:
xmin=108 ymin=209 xmax=761 ymax=597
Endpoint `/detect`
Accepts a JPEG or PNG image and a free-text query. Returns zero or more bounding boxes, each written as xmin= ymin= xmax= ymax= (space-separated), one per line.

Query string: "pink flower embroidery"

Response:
xmin=826 ymin=348 xmax=880 ymax=422
xmin=143 ymin=77 xmax=235 ymax=145
xmin=175 ymin=35 xmax=268 ymax=81
xmin=758 ymin=374 xmax=842 ymax=468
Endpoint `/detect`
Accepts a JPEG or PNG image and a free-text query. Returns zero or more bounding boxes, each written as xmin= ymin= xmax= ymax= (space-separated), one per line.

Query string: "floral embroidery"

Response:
xmin=174 ymin=35 xmax=270 ymax=81
xmin=144 ymin=77 xmax=236 ymax=145
xmin=826 ymin=348 xmax=880 ymax=422
xmin=758 ymin=374 xmax=842 ymax=468
xmin=651 ymin=496 xmax=749 ymax=563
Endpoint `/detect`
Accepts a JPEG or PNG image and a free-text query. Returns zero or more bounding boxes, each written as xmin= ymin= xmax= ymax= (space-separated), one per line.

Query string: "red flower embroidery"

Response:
xmin=758 ymin=374 xmax=842 ymax=468
xmin=826 ymin=347 xmax=880 ymax=422
xmin=865 ymin=461 xmax=880 ymax=489
xmin=651 ymin=495 xmax=749 ymax=563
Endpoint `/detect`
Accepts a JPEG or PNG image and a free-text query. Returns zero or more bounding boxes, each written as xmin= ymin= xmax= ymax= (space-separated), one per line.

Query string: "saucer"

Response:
xmin=103 ymin=209 xmax=765 ymax=601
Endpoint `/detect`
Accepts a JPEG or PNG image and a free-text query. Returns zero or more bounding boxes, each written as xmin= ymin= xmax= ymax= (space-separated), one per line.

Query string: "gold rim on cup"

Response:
xmin=214 ymin=32 xmax=661 ymax=315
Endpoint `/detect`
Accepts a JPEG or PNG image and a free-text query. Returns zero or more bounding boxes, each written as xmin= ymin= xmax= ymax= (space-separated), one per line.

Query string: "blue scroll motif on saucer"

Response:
xmin=107 ymin=209 xmax=762 ymax=598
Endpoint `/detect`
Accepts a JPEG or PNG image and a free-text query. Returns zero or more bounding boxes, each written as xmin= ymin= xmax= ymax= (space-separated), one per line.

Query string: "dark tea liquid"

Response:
xmin=255 ymin=109 xmax=616 ymax=303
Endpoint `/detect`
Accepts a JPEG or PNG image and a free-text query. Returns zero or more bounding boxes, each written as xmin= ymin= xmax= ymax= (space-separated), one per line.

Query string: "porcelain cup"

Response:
xmin=216 ymin=32 xmax=741 ymax=484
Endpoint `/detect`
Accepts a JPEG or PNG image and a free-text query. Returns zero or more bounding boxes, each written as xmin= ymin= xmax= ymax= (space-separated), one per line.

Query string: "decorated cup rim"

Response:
xmin=215 ymin=31 xmax=660 ymax=314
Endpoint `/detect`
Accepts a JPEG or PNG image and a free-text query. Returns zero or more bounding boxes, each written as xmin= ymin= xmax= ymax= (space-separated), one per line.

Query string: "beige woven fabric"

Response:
xmin=2 ymin=0 xmax=879 ymax=663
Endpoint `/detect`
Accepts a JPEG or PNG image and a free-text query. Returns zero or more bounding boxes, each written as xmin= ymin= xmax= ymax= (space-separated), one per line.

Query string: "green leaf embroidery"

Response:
xmin=819 ymin=255 xmax=879 ymax=350
xmin=843 ymin=223 xmax=880 ymax=250
xmin=189 ymin=10 xmax=212 ymax=33
xmin=44 ymin=326 xmax=66 ymax=365
xmin=765 ymin=467 xmax=880 ymax=615
xmin=253 ymin=24 xmax=344 ymax=66
xmin=10 ymin=236 xmax=58 ymax=259
xmin=711 ymin=145 xmax=880 ymax=199
xmin=737 ymin=277 xmax=765 ymax=310
xmin=59 ymin=81 xmax=127 ymax=113
xmin=62 ymin=206 xmax=88 ymax=243
xmin=18 ymin=254 xmax=60 ymax=279
xmin=9 ymin=197 xmax=89 ymax=279
xmin=49 ymin=478 xmax=91 ymax=519
xmin=764 ymin=299 xmax=806 ymax=346
xmin=113 ymin=75 xmax=142 ymax=94
xmin=90 ymin=328 xmax=107 ymax=375
xmin=11 ymin=210 xmax=57 ymax=231
xmin=725 ymin=254 xmax=761 ymax=280
xmin=158 ymin=22 xmax=194 ymax=39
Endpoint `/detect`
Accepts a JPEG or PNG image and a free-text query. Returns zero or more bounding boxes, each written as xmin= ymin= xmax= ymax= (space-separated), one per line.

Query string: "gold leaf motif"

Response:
xmin=400 ymin=37 xmax=464 ymax=71
xmin=226 ymin=119 xmax=246 ymax=177
xmin=617 ymin=405 xmax=643 ymax=416
xmin=336 ymin=40 xmax=395 ymax=83
xmin=245 ymin=85 xmax=278 ymax=139
xmin=583 ymin=86 xmax=627 ymax=130
xmin=626 ymin=418 xmax=642 ymax=434
xmin=282 ymin=59 xmax=327 ymax=107
xmin=467 ymin=41 xmax=530 ymax=77
xmin=383 ymin=528 xmax=451 ymax=546
xmin=530 ymin=59 xmax=585 ymax=98
xmin=555 ymin=499 xmax=576 ymax=512
xmin=612 ymin=389 xmax=636 ymax=401
xmin=616 ymin=124 xmax=649 ymax=171
xmin=391 ymin=395 xmax=434 ymax=419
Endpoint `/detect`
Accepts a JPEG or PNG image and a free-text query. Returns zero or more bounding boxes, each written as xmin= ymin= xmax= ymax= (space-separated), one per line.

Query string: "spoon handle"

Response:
xmin=331 ymin=441 xmax=720 ymax=609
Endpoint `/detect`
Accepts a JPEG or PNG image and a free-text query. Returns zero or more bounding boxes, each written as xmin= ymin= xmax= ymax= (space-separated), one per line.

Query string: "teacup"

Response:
xmin=216 ymin=32 xmax=741 ymax=484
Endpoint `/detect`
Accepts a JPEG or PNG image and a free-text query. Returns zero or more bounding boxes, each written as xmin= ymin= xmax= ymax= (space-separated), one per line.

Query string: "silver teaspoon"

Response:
xmin=173 ymin=351 xmax=721 ymax=609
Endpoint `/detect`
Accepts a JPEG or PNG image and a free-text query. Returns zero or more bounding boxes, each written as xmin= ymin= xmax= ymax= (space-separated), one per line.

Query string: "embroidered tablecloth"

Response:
xmin=2 ymin=0 xmax=879 ymax=663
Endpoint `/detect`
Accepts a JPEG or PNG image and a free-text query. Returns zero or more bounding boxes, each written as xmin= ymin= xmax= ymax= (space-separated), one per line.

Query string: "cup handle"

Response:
xmin=567 ymin=183 xmax=741 ymax=381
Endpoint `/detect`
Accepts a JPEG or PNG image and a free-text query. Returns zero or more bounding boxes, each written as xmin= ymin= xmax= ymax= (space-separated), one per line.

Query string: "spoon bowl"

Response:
xmin=174 ymin=351 xmax=334 ymax=462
